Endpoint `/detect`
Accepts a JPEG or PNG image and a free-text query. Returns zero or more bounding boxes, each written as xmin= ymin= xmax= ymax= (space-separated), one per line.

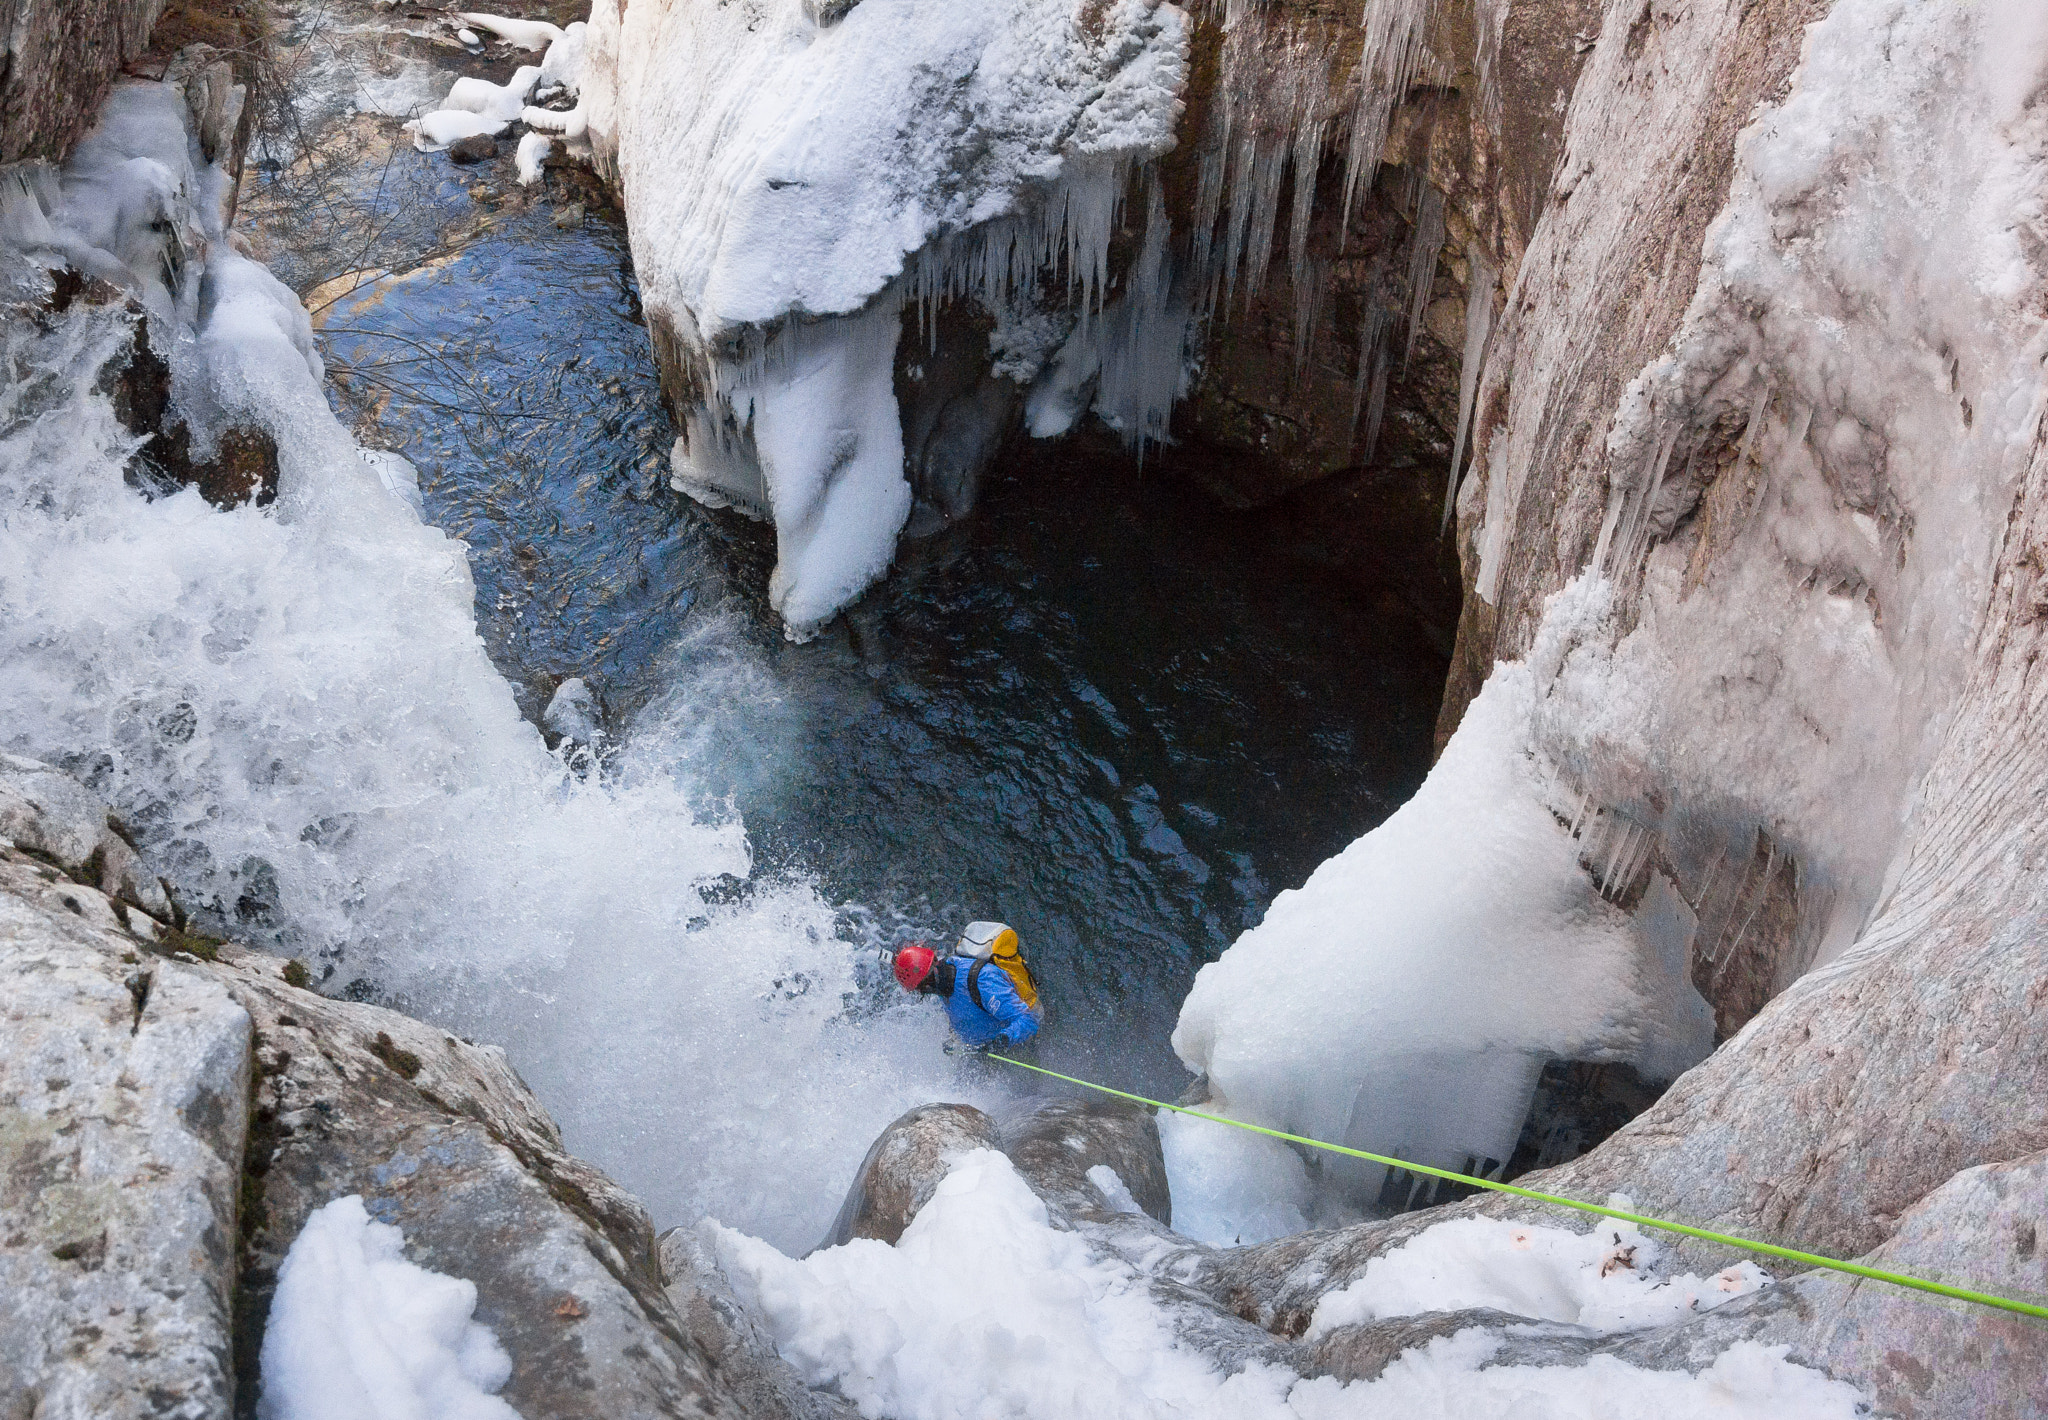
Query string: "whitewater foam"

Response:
xmin=0 ymin=77 xmax=998 ymax=1253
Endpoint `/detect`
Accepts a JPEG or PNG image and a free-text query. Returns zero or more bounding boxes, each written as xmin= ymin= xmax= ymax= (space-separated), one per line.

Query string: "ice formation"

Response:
xmin=406 ymin=20 xmax=588 ymax=162
xmin=1154 ymin=1107 xmax=1311 ymax=1247
xmin=443 ymin=68 xmax=542 ymax=124
xmin=514 ymin=132 xmax=551 ymax=187
xmin=582 ymin=0 xmax=1189 ymax=633
xmin=1176 ymin=0 xmax=2048 ymax=1220
xmin=0 ymin=74 xmax=996 ymax=1254
xmin=714 ymin=1150 xmax=1864 ymax=1420
xmin=581 ymin=0 xmax=1493 ymax=634
xmin=256 ymin=1197 xmax=519 ymax=1420
xmin=1174 ymin=584 xmax=1716 ymax=1202
xmin=1518 ymin=0 xmax=2048 ymax=972
xmin=456 ymin=13 xmax=563 ymax=52
xmin=409 ymin=109 xmax=510 ymax=152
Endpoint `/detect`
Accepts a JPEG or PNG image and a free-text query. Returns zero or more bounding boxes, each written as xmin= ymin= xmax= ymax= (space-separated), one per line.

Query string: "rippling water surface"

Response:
xmin=310 ymin=151 xmax=1444 ymax=1097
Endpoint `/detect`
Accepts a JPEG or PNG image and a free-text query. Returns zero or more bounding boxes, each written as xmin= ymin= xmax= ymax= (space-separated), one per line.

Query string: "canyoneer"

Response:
xmin=890 ymin=921 xmax=1042 ymax=1057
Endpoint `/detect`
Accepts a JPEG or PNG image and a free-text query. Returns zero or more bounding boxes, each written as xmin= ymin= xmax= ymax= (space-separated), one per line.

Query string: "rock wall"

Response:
xmin=1155 ymin=0 xmax=2048 ymax=1404
xmin=0 ymin=0 xmax=167 ymax=163
xmin=1429 ymin=0 xmax=2048 ymax=1261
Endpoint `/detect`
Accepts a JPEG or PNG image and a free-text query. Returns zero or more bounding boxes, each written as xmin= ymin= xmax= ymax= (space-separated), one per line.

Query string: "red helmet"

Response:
xmin=893 ymin=942 xmax=936 ymax=991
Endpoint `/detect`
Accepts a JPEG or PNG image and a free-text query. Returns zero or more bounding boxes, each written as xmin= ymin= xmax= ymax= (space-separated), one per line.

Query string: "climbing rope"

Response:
xmin=985 ymin=1053 xmax=2048 ymax=1322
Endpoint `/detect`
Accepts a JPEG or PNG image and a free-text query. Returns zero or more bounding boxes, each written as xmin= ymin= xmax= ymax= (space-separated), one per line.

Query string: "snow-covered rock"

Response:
xmin=709 ymin=1144 xmax=1867 ymax=1420
xmin=817 ymin=1102 xmax=1003 ymax=1249
xmin=583 ymin=0 xmax=1189 ymax=634
xmin=257 ymin=1197 xmax=519 ymax=1420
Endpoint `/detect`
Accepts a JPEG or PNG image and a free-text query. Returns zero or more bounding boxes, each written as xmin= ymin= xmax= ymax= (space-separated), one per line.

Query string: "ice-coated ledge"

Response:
xmin=584 ymin=0 xmax=1189 ymax=635
xmin=585 ymin=0 xmax=1186 ymax=334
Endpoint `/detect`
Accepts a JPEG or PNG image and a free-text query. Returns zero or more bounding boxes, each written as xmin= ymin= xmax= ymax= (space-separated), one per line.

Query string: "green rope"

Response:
xmin=985 ymin=1053 xmax=2048 ymax=1322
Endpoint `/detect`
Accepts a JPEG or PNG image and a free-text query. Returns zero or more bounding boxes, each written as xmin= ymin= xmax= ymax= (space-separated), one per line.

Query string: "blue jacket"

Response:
xmin=934 ymin=955 xmax=1041 ymax=1047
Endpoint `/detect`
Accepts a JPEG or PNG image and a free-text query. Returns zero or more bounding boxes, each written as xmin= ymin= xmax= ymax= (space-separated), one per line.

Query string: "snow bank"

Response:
xmin=583 ymin=0 xmax=1187 ymax=633
xmin=0 ymin=76 xmax=999 ymax=1255
xmin=715 ymin=1150 xmax=1863 ymax=1419
xmin=1173 ymin=583 xmax=1715 ymax=1204
xmin=257 ymin=1197 xmax=519 ymax=1420
xmin=1306 ymin=1210 xmax=1767 ymax=1338
xmin=457 ymin=13 xmax=562 ymax=52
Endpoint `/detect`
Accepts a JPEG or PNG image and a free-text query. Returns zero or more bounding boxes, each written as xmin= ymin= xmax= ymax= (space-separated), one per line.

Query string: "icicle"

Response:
xmin=1096 ymin=174 xmax=1192 ymax=448
xmin=1361 ymin=347 xmax=1390 ymax=461
xmin=1291 ymin=253 xmax=1330 ymax=381
xmin=1346 ymin=291 xmax=1391 ymax=448
xmin=1286 ymin=114 xmax=1328 ymax=309
xmin=1402 ymin=184 xmax=1445 ymax=367
xmin=1443 ymin=242 xmax=1497 ymax=532
xmin=1474 ymin=0 xmax=1508 ymax=133
xmin=1736 ymin=384 xmax=1770 ymax=469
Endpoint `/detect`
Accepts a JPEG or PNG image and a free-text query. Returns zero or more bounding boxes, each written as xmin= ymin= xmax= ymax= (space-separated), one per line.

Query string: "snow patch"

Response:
xmin=715 ymin=1150 xmax=1864 ymax=1419
xmin=256 ymin=1196 xmax=520 ymax=1420
xmin=1086 ymin=1163 xmax=1145 ymax=1215
xmin=1306 ymin=1210 xmax=1769 ymax=1338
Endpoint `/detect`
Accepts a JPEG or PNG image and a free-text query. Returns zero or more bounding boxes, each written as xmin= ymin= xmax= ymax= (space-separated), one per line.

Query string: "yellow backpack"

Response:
xmin=959 ymin=921 xmax=1040 ymax=1014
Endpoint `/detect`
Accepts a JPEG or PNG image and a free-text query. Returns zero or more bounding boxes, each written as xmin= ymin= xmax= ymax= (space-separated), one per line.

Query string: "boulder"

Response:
xmin=448 ymin=132 xmax=499 ymax=164
xmin=0 ymin=752 xmax=170 ymax=920
xmin=661 ymin=1227 xmax=861 ymax=1420
xmin=998 ymin=1097 xmax=1172 ymax=1228
xmin=816 ymin=1102 xmax=1001 ymax=1250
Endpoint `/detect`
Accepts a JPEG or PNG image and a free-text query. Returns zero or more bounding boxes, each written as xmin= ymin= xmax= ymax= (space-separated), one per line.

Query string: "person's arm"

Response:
xmin=985 ymin=971 xmax=1040 ymax=1045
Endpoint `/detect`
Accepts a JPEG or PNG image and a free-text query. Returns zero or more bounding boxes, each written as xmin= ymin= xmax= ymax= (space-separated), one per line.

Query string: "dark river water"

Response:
xmin=309 ymin=162 xmax=1446 ymax=1099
